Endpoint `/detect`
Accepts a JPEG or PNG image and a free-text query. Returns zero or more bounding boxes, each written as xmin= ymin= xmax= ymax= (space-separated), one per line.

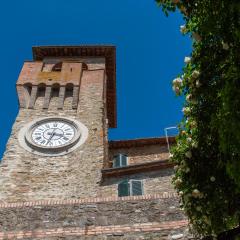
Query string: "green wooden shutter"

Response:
xmin=131 ymin=180 xmax=143 ymax=196
xmin=118 ymin=180 xmax=129 ymax=197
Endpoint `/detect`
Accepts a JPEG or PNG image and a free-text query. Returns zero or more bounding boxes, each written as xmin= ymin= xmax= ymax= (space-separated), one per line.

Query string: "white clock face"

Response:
xmin=19 ymin=117 xmax=88 ymax=156
xmin=31 ymin=121 xmax=75 ymax=148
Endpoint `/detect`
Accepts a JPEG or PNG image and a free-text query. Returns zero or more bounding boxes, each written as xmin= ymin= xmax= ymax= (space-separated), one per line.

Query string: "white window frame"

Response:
xmin=129 ymin=179 xmax=144 ymax=196
xmin=113 ymin=153 xmax=128 ymax=168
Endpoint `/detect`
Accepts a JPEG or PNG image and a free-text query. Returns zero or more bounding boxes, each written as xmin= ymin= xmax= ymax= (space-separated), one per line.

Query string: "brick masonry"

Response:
xmin=0 ymin=195 xmax=196 ymax=239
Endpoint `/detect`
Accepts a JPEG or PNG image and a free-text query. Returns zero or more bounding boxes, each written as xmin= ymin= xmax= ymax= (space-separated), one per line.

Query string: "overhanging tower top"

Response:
xmin=32 ymin=45 xmax=117 ymax=128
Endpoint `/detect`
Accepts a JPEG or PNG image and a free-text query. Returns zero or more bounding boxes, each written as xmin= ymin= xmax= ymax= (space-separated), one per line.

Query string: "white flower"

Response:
xmin=210 ymin=176 xmax=216 ymax=182
xmin=192 ymin=141 xmax=198 ymax=148
xmin=182 ymin=107 xmax=191 ymax=115
xmin=190 ymin=120 xmax=197 ymax=128
xmin=175 ymin=178 xmax=182 ymax=187
xmin=185 ymin=151 xmax=192 ymax=158
xmin=186 ymin=94 xmax=192 ymax=102
xmin=172 ymin=77 xmax=182 ymax=86
xmin=184 ymin=57 xmax=191 ymax=64
xmin=180 ymin=25 xmax=187 ymax=34
xmin=185 ymin=167 xmax=190 ymax=173
xmin=192 ymin=70 xmax=200 ymax=79
xmin=169 ymin=153 xmax=174 ymax=159
xmin=181 ymin=130 xmax=186 ymax=135
xmin=187 ymin=137 xmax=192 ymax=143
xmin=172 ymin=86 xmax=180 ymax=95
xmin=222 ymin=42 xmax=229 ymax=50
xmin=192 ymin=32 xmax=201 ymax=41
xmin=179 ymin=191 xmax=184 ymax=196
xmin=196 ymin=80 xmax=201 ymax=88
xmin=192 ymin=189 xmax=201 ymax=198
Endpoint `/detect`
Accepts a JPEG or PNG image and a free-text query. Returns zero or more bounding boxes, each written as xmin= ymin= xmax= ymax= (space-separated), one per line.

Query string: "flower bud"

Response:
xmin=175 ymin=178 xmax=182 ymax=187
xmin=191 ymin=141 xmax=198 ymax=148
xmin=182 ymin=107 xmax=191 ymax=116
xmin=210 ymin=176 xmax=216 ymax=182
xmin=185 ymin=150 xmax=192 ymax=158
xmin=180 ymin=25 xmax=187 ymax=34
xmin=192 ymin=70 xmax=200 ymax=79
xmin=196 ymin=80 xmax=201 ymax=88
xmin=222 ymin=42 xmax=229 ymax=50
xmin=192 ymin=189 xmax=201 ymax=198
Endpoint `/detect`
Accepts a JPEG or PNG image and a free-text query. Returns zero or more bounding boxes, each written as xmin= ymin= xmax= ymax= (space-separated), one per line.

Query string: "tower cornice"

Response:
xmin=32 ymin=45 xmax=117 ymax=128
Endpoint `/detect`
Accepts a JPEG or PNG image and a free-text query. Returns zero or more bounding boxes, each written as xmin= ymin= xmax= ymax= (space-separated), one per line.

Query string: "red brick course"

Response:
xmin=0 ymin=220 xmax=188 ymax=239
xmin=0 ymin=192 xmax=178 ymax=209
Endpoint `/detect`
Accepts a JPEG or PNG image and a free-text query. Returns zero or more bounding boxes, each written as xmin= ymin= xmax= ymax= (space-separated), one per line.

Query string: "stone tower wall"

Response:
xmin=0 ymin=58 xmax=107 ymax=202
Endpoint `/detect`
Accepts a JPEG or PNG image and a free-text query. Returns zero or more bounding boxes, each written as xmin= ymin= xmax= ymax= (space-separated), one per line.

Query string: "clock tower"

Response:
xmin=0 ymin=46 xmax=192 ymax=239
xmin=0 ymin=46 xmax=116 ymax=201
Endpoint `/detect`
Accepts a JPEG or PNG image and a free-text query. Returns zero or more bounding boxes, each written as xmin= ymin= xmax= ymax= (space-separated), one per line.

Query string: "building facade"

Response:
xmin=0 ymin=46 xmax=193 ymax=239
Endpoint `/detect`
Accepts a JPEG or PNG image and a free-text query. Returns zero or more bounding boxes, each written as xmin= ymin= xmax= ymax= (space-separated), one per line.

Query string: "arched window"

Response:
xmin=113 ymin=154 xmax=128 ymax=168
xmin=118 ymin=179 xmax=143 ymax=197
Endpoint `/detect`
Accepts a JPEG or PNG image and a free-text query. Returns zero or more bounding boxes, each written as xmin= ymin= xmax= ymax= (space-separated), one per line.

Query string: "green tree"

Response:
xmin=155 ymin=0 xmax=240 ymax=239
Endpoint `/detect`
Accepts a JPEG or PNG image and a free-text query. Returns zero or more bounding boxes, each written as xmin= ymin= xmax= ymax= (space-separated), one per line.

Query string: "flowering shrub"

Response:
xmin=156 ymin=0 xmax=240 ymax=239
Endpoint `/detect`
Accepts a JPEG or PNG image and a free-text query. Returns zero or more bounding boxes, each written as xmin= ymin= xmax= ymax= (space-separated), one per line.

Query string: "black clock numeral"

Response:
xmin=63 ymin=137 xmax=69 ymax=141
xmin=45 ymin=124 xmax=50 ymax=128
xmin=53 ymin=123 xmax=58 ymax=127
xmin=40 ymin=140 xmax=46 ymax=144
xmin=35 ymin=137 xmax=41 ymax=140
xmin=34 ymin=133 xmax=41 ymax=135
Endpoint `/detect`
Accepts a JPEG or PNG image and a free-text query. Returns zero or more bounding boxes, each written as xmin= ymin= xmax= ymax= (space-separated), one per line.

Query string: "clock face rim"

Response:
xmin=18 ymin=117 xmax=88 ymax=156
xmin=25 ymin=118 xmax=81 ymax=152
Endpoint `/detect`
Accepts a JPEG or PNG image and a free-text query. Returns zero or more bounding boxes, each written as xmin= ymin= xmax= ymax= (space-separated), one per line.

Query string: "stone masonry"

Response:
xmin=0 ymin=46 xmax=197 ymax=239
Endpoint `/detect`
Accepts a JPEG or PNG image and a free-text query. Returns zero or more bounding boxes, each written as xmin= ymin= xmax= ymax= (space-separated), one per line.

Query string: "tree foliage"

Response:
xmin=156 ymin=0 xmax=240 ymax=238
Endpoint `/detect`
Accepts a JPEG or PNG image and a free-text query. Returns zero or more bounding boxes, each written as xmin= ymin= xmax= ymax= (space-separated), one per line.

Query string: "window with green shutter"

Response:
xmin=113 ymin=154 xmax=128 ymax=168
xmin=118 ymin=179 xmax=143 ymax=197
xmin=118 ymin=180 xmax=129 ymax=197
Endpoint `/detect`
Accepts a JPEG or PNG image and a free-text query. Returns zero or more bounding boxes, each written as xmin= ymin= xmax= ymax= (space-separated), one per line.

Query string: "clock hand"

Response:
xmin=47 ymin=128 xmax=57 ymax=144
xmin=47 ymin=132 xmax=63 ymax=137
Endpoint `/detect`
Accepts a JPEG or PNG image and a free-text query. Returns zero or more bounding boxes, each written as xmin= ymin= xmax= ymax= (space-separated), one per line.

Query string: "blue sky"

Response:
xmin=0 ymin=0 xmax=191 ymax=158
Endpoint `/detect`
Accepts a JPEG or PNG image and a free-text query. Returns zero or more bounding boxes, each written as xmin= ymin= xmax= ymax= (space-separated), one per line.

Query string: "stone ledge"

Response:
xmin=0 ymin=220 xmax=188 ymax=239
xmin=0 ymin=193 xmax=178 ymax=209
